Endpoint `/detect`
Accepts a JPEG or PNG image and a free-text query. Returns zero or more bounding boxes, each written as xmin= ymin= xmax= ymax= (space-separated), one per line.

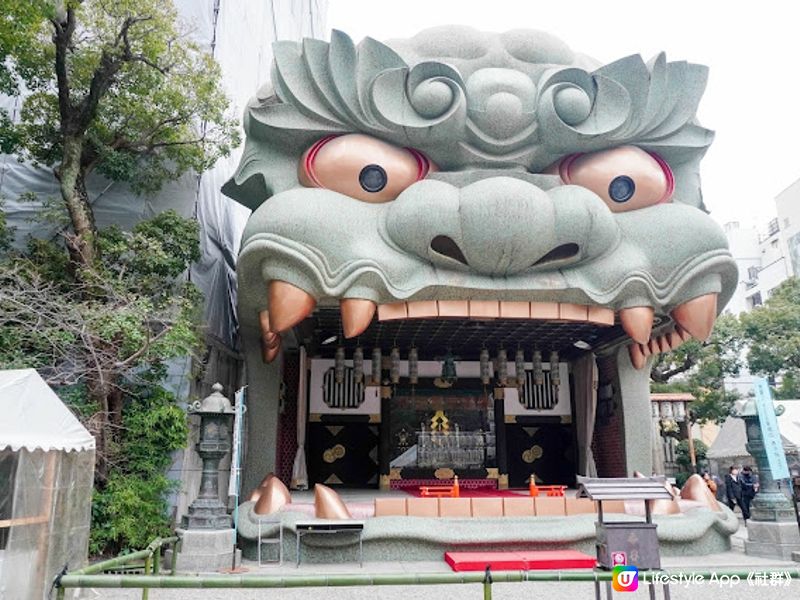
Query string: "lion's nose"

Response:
xmin=385 ymin=176 xmax=618 ymax=276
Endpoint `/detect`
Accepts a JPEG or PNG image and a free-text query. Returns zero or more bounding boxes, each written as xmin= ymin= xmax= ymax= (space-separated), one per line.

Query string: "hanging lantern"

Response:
xmin=390 ymin=346 xmax=400 ymax=384
xmin=408 ymin=346 xmax=419 ymax=385
xmin=549 ymin=350 xmax=560 ymax=388
xmin=497 ymin=349 xmax=508 ymax=387
xmin=371 ymin=347 xmax=382 ymax=385
xmin=479 ymin=347 xmax=491 ymax=385
xmin=334 ymin=346 xmax=345 ymax=384
xmin=532 ymin=350 xmax=543 ymax=386
xmin=353 ymin=346 xmax=364 ymax=384
xmin=515 ymin=348 xmax=525 ymax=389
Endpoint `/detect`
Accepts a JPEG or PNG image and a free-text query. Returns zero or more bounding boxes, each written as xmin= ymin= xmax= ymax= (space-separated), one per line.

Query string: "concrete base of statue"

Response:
xmin=166 ymin=528 xmax=241 ymax=572
xmin=744 ymin=520 xmax=800 ymax=561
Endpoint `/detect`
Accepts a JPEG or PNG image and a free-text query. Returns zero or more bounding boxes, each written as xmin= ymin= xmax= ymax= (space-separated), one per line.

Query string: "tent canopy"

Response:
xmin=707 ymin=399 xmax=800 ymax=460
xmin=0 ymin=369 xmax=95 ymax=453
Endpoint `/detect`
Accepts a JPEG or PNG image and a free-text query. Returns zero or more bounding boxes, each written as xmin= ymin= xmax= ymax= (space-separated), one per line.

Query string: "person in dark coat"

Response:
xmin=738 ymin=465 xmax=758 ymax=521
xmin=724 ymin=465 xmax=742 ymax=511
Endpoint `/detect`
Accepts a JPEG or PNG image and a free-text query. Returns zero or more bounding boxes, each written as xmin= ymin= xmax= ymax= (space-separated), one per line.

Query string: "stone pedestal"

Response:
xmin=167 ymin=528 xmax=241 ymax=572
xmin=745 ymin=521 xmax=800 ymax=560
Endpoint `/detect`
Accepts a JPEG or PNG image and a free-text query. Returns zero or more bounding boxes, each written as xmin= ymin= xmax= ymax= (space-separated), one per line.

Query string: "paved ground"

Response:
xmin=72 ymin=523 xmax=800 ymax=600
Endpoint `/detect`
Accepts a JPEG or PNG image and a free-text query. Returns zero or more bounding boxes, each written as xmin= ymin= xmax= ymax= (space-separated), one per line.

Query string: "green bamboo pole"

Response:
xmin=170 ymin=538 xmax=181 ymax=575
xmin=56 ymin=568 xmax=800 ymax=590
xmin=142 ymin=555 xmax=151 ymax=600
xmin=72 ymin=536 xmax=179 ymax=576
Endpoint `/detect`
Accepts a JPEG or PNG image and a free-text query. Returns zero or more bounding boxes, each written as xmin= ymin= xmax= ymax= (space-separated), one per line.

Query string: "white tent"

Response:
xmin=0 ymin=369 xmax=95 ymax=600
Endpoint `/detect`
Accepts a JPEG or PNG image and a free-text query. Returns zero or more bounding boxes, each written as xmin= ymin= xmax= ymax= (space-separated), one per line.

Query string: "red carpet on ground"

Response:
xmin=445 ymin=550 xmax=597 ymax=572
xmin=403 ymin=488 xmax=529 ymax=498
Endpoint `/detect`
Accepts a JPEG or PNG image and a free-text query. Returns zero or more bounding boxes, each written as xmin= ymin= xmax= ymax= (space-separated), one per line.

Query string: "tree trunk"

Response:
xmin=59 ymin=134 xmax=97 ymax=268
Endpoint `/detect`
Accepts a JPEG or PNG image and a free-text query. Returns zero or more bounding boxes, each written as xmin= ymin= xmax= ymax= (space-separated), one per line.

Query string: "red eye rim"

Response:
xmin=303 ymin=134 xmax=340 ymax=187
xmin=558 ymin=149 xmax=675 ymax=205
xmin=405 ymin=147 xmax=432 ymax=180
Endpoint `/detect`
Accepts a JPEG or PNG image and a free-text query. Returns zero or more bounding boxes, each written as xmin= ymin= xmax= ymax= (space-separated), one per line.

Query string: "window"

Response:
xmin=747 ymin=266 xmax=760 ymax=281
xmin=768 ymin=218 xmax=780 ymax=236
xmin=748 ymin=292 xmax=763 ymax=308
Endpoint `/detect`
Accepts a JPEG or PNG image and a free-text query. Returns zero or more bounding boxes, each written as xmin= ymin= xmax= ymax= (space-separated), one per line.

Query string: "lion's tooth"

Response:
xmin=261 ymin=332 xmax=282 ymax=363
xmin=267 ymin=280 xmax=316 ymax=332
xmin=671 ymin=293 xmax=717 ymax=342
xmin=648 ymin=338 xmax=661 ymax=355
xmin=258 ymin=310 xmax=271 ymax=338
xmin=340 ymin=298 xmax=376 ymax=338
xmin=628 ymin=343 xmax=647 ymax=369
xmin=666 ymin=330 xmax=684 ymax=350
xmin=619 ymin=306 xmax=654 ymax=344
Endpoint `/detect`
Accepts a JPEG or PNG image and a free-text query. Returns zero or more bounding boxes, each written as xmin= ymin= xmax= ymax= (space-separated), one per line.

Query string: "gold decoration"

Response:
xmin=323 ymin=444 xmax=346 ymax=463
xmin=485 ymin=468 xmax=499 ymax=480
xmin=504 ymin=415 xmax=517 ymax=424
xmin=522 ymin=445 xmax=544 ymax=464
xmin=560 ymin=415 xmax=572 ymax=424
xmin=308 ymin=413 xmax=322 ymax=422
xmin=434 ymin=467 xmax=455 ymax=480
xmin=498 ymin=474 xmax=509 ymax=490
xmin=430 ymin=410 xmax=450 ymax=431
xmin=389 ymin=468 xmax=402 ymax=480
xmin=368 ymin=413 xmax=381 ymax=423
xmin=379 ymin=474 xmax=391 ymax=490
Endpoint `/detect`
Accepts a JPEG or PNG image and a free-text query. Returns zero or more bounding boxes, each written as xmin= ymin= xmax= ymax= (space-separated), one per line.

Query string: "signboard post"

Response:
xmin=753 ymin=378 xmax=790 ymax=481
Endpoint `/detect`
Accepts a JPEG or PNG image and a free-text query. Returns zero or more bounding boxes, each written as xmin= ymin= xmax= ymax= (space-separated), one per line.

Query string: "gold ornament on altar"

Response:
xmin=522 ymin=444 xmax=543 ymax=464
xmin=430 ymin=410 xmax=450 ymax=431
xmin=323 ymin=444 xmax=346 ymax=463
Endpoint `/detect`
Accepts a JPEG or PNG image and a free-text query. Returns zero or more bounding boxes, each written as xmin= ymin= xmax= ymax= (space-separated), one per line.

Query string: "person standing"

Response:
xmin=739 ymin=465 xmax=758 ymax=522
xmin=725 ymin=465 xmax=742 ymax=512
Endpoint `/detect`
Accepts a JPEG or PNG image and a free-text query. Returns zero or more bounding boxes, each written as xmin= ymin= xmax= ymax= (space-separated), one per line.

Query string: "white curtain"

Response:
xmin=573 ymin=353 xmax=598 ymax=477
xmin=290 ymin=346 xmax=309 ymax=490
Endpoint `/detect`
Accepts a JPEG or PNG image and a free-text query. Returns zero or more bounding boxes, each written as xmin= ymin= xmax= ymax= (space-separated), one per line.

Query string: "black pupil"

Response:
xmin=608 ymin=175 xmax=635 ymax=202
xmin=359 ymin=164 xmax=387 ymax=193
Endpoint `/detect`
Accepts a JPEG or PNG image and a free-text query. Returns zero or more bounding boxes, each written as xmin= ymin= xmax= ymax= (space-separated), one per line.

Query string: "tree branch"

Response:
xmin=50 ymin=7 xmax=77 ymax=130
xmin=76 ymin=15 xmax=154 ymax=131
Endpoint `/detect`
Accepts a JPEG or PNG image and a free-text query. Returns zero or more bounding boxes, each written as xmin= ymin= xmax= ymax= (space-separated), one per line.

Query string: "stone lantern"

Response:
xmin=182 ymin=382 xmax=235 ymax=530
xmin=738 ymin=397 xmax=800 ymax=559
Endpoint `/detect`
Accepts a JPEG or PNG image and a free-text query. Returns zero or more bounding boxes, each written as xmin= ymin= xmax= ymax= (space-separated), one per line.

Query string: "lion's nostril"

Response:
xmin=532 ymin=243 xmax=580 ymax=267
xmin=430 ymin=235 xmax=468 ymax=266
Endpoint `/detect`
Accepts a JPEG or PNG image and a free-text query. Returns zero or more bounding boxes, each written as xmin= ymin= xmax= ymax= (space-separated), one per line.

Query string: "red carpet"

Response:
xmin=403 ymin=488 xmax=529 ymax=498
xmin=445 ymin=550 xmax=596 ymax=571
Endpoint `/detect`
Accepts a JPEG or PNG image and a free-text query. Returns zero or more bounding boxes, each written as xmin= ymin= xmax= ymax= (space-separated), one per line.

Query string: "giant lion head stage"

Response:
xmin=224 ymin=27 xmax=736 ymax=494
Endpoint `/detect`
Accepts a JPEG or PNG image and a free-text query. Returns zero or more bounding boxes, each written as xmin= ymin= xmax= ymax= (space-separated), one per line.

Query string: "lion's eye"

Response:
xmin=557 ymin=146 xmax=674 ymax=212
xmin=298 ymin=133 xmax=434 ymax=203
